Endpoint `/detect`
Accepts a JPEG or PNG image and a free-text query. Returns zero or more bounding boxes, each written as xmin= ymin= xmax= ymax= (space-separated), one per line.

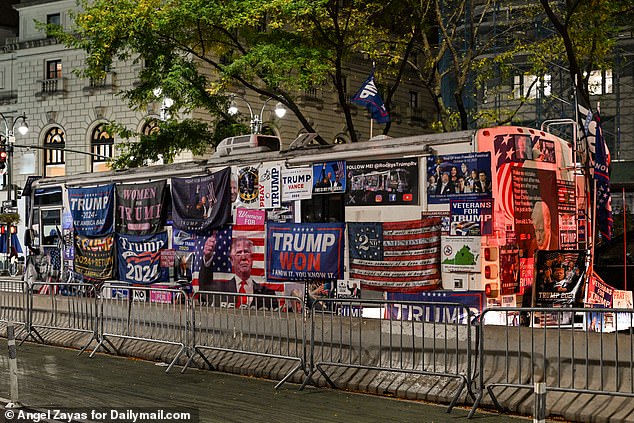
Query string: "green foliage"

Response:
xmin=0 ymin=213 xmax=20 ymax=226
xmin=107 ymin=118 xmax=225 ymax=170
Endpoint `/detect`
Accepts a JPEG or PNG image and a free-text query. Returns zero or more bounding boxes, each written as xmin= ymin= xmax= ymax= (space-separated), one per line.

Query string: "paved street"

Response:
xmin=0 ymin=340 xmax=537 ymax=423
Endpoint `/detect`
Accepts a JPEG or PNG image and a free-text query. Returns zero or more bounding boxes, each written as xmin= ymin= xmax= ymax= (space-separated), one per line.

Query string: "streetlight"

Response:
xmin=0 ymin=112 xmax=28 ymax=274
xmin=227 ymin=96 xmax=286 ymax=134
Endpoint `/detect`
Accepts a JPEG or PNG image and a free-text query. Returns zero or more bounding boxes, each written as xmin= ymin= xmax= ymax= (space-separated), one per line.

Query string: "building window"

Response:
xmin=409 ymin=91 xmax=419 ymax=109
xmin=46 ymin=60 xmax=62 ymax=80
xmin=91 ymin=124 xmax=114 ymax=172
xmin=141 ymin=119 xmax=160 ymax=136
xmin=513 ymin=74 xmax=551 ymax=99
xmin=44 ymin=127 xmax=65 ymax=177
xmin=46 ymin=13 xmax=60 ymax=37
xmin=588 ymin=69 xmax=613 ymax=95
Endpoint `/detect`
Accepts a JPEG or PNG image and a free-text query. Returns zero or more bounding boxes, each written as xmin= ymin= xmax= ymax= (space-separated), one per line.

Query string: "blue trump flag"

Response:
xmin=592 ymin=112 xmax=613 ymax=242
xmin=351 ymin=70 xmax=390 ymax=124
xmin=266 ymin=223 xmax=345 ymax=281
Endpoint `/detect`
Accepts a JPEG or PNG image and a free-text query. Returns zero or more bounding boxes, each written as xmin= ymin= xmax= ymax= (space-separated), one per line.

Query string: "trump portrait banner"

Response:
xmin=348 ymin=218 xmax=442 ymax=292
xmin=68 ymin=183 xmax=114 ymax=236
xmin=115 ymin=180 xmax=166 ymax=235
xmin=116 ymin=232 xmax=169 ymax=284
xmin=266 ymin=223 xmax=345 ymax=281
xmin=171 ymin=168 xmax=232 ymax=232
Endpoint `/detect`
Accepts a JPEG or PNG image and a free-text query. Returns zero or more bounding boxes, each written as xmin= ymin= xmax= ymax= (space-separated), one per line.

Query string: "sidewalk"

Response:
xmin=0 ymin=340 xmax=533 ymax=423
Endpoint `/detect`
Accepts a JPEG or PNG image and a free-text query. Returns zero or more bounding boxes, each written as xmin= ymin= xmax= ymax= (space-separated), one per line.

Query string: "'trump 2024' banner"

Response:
xmin=266 ymin=223 xmax=345 ymax=281
xmin=117 ymin=232 xmax=169 ymax=284
xmin=68 ymin=184 xmax=114 ymax=236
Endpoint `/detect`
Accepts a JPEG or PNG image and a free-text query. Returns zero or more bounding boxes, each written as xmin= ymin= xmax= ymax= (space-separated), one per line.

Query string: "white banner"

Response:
xmin=259 ymin=163 xmax=282 ymax=209
xmin=281 ymin=167 xmax=313 ymax=201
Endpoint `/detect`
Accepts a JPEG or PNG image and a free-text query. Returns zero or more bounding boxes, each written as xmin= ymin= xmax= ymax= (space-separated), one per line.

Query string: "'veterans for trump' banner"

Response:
xmin=115 ymin=180 xmax=166 ymax=235
xmin=116 ymin=232 xmax=169 ymax=284
xmin=348 ymin=218 xmax=442 ymax=292
xmin=171 ymin=168 xmax=231 ymax=232
xmin=68 ymin=184 xmax=114 ymax=236
xmin=73 ymin=233 xmax=114 ymax=280
xmin=266 ymin=223 xmax=345 ymax=281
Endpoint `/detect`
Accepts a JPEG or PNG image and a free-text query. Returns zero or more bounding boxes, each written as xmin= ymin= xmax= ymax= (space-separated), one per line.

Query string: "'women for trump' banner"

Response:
xmin=74 ymin=233 xmax=114 ymax=280
xmin=116 ymin=232 xmax=168 ymax=284
xmin=116 ymin=180 xmax=166 ymax=235
xmin=266 ymin=223 xmax=345 ymax=281
xmin=348 ymin=218 xmax=442 ymax=292
xmin=68 ymin=184 xmax=114 ymax=236
xmin=171 ymin=168 xmax=232 ymax=232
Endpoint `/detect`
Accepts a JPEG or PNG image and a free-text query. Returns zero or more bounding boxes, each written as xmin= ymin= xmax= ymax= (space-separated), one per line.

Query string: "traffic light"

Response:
xmin=0 ymin=148 xmax=6 ymax=171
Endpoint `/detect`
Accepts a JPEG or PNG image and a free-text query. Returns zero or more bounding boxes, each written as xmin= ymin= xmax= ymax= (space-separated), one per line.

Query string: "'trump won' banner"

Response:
xmin=68 ymin=184 xmax=114 ymax=236
xmin=266 ymin=223 xmax=345 ymax=281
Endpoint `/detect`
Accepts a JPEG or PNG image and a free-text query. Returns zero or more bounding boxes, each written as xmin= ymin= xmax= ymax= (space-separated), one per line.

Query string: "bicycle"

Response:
xmin=0 ymin=255 xmax=19 ymax=277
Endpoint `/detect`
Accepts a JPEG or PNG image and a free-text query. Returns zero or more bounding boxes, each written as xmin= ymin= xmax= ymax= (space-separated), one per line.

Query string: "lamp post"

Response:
xmin=0 ymin=112 xmax=28 ymax=274
xmin=228 ymin=96 xmax=286 ymax=134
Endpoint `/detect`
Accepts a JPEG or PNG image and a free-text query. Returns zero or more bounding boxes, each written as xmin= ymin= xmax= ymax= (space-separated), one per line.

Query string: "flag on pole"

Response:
xmin=592 ymin=112 xmax=613 ymax=242
xmin=351 ymin=70 xmax=390 ymax=124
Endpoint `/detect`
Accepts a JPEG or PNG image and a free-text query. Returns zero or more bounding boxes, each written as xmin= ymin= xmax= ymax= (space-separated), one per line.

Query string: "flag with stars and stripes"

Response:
xmin=492 ymin=132 xmax=526 ymax=223
xmin=181 ymin=224 xmax=279 ymax=292
xmin=348 ymin=218 xmax=441 ymax=292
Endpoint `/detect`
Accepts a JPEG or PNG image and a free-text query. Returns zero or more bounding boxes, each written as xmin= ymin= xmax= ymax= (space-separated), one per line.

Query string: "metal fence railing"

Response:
xmin=302 ymin=298 xmax=477 ymax=413
xmin=7 ymin=282 xmax=634 ymax=419
xmin=91 ymin=284 xmax=189 ymax=373
xmin=470 ymin=307 xmax=634 ymax=418
xmin=27 ymin=282 xmax=99 ymax=354
xmin=0 ymin=280 xmax=30 ymax=340
xmin=183 ymin=291 xmax=306 ymax=389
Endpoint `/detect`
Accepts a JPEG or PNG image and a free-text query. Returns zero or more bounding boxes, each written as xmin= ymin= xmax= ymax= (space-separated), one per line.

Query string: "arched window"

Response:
xmin=44 ymin=127 xmax=65 ymax=177
xmin=141 ymin=119 xmax=160 ymax=136
xmin=91 ymin=124 xmax=114 ymax=172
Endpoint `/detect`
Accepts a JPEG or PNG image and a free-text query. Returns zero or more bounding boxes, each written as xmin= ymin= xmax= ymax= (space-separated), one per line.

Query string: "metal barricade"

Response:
xmin=183 ymin=291 xmax=306 ymax=389
xmin=471 ymin=307 xmax=634 ymax=418
xmin=303 ymin=298 xmax=477 ymax=412
xmin=0 ymin=279 xmax=29 ymax=339
xmin=26 ymin=282 xmax=100 ymax=353
xmin=92 ymin=284 xmax=188 ymax=373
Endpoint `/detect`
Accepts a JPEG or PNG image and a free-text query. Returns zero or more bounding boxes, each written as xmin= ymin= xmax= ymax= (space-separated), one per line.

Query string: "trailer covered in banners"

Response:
xmin=22 ymin=126 xmax=583 ymax=317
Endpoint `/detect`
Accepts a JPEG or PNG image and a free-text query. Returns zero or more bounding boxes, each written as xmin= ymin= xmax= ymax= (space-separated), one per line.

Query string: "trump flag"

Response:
xmin=351 ymin=70 xmax=390 ymax=124
xmin=348 ymin=218 xmax=442 ymax=292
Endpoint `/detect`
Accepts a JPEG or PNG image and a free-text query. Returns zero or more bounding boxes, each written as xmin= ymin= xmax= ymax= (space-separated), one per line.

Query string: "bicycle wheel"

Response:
xmin=8 ymin=262 xmax=17 ymax=277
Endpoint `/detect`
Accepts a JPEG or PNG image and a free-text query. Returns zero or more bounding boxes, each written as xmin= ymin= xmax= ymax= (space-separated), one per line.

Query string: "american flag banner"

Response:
xmin=492 ymin=132 xmax=523 ymax=223
xmin=190 ymin=224 xmax=282 ymax=291
xmin=592 ymin=112 xmax=613 ymax=242
xmin=348 ymin=218 xmax=441 ymax=292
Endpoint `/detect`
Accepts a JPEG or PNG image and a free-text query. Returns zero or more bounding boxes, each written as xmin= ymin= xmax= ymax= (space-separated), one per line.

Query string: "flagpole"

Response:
xmin=370 ymin=118 xmax=373 ymax=140
xmin=624 ymin=187 xmax=627 ymax=291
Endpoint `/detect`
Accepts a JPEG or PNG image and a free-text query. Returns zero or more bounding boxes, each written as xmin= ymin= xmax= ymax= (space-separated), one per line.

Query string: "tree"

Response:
xmin=50 ymin=0 xmax=406 ymax=169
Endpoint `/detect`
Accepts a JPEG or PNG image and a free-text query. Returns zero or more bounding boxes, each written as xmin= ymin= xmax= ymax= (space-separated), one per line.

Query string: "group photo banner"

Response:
xmin=115 ymin=180 xmax=166 ymax=235
xmin=266 ymin=222 xmax=345 ymax=281
xmin=68 ymin=183 xmax=114 ymax=236
xmin=346 ymin=158 xmax=419 ymax=206
xmin=171 ymin=168 xmax=232 ymax=232
xmin=426 ymin=152 xmax=491 ymax=204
